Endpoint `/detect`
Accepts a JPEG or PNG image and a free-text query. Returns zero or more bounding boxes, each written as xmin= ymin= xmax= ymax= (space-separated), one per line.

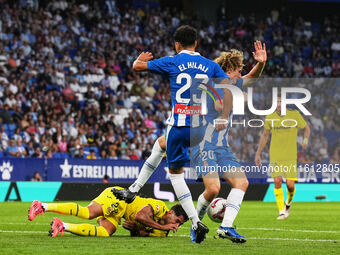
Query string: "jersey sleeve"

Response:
xmin=148 ymin=200 xmax=168 ymax=222
xmin=213 ymin=62 xmax=229 ymax=79
xmin=147 ymin=56 xmax=173 ymax=74
xmin=295 ymin=111 xmax=307 ymax=129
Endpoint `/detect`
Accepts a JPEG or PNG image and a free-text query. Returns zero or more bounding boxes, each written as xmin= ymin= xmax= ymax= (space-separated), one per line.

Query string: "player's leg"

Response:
xmin=170 ymin=165 xmax=208 ymax=243
xmin=216 ymin=167 xmax=248 ymax=243
xmin=167 ymin=126 xmax=208 ymax=243
xmin=273 ymin=176 xmax=286 ymax=219
xmin=271 ymin=162 xmax=286 ymax=219
xmin=222 ymin=172 xmax=248 ymax=228
xmin=193 ymin=145 xmax=220 ymax=220
xmin=112 ymin=136 xmax=166 ymax=202
xmin=196 ymin=172 xmax=221 ymax=220
xmin=129 ymin=136 xmax=166 ymax=192
xmin=284 ymin=162 xmax=298 ymax=217
xmin=29 ymin=188 xmax=116 ymax=222
xmin=49 ymin=202 xmax=114 ymax=237
xmin=168 ymin=166 xmax=201 ymax=227
xmin=29 ymin=189 xmax=110 ymax=221
xmin=285 ymin=179 xmax=296 ymax=217
xmin=286 ymin=179 xmax=296 ymax=204
xmin=44 ymin=202 xmax=91 ymax=218
xmin=49 ymin=188 xmax=126 ymax=237
xmin=28 ymin=200 xmax=92 ymax=221
xmin=189 ymin=143 xmax=216 ymax=242
xmin=62 ymin=217 xmax=115 ymax=237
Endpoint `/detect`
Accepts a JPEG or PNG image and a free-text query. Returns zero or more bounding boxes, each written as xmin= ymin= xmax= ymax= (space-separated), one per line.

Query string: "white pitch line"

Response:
xmin=238 ymin=227 xmax=340 ymax=234
xmin=0 ymin=222 xmax=46 ymax=225
xmin=0 ymin=230 xmax=337 ymax=243
xmin=176 ymin=234 xmax=338 ymax=243
xmin=181 ymin=226 xmax=340 ymax=233
xmin=2 ymin=223 xmax=340 ymax=233
xmin=0 ymin=230 xmax=46 ymax=234
xmin=0 ymin=230 xmax=130 ymax=236
xmin=247 ymin=237 xmax=338 ymax=242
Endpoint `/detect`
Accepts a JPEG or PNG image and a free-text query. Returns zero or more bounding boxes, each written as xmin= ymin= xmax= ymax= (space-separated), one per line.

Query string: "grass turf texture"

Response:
xmin=0 ymin=201 xmax=339 ymax=255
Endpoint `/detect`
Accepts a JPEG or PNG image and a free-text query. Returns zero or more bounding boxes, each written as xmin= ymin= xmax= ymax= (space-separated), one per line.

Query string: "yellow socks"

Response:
xmin=66 ymin=223 xmax=109 ymax=237
xmin=274 ymin=188 xmax=285 ymax=213
xmin=287 ymin=188 xmax=296 ymax=205
xmin=44 ymin=204 xmax=110 ymax=237
xmin=45 ymin=203 xmax=90 ymax=219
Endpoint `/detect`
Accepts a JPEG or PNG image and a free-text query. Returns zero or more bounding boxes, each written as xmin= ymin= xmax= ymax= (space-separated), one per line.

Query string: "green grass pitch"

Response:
xmin=0 ymin=201 xmax=339 ymax=255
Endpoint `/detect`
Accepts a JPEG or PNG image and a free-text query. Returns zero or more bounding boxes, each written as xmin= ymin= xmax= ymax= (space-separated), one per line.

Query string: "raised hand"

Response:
xmin=252 ymin=40 xmax=267 ymax=63
xmin=137 ymin=52 xmax=153 ymax=62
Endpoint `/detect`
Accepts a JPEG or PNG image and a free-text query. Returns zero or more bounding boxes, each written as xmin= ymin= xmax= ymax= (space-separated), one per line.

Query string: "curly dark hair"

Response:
xmin=170 ymin=204 xmax=189 ymax=222
xmin=174 ymin=25 xmax=197 ymax=47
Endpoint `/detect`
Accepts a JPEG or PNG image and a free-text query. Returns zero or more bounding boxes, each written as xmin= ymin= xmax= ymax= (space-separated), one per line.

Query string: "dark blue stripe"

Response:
xmin=145 ymin=161 xmax=156 ymax=170
xmin=178 ymin=193 xmax=191 ymax=201
xmin=225 ymin=203 xmax=240 ymax=211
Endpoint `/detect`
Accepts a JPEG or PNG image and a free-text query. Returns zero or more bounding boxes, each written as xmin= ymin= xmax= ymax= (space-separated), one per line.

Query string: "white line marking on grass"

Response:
xmin=0 ymin=222 xmax=46 ymax=225
xmin=2 ymin=223 xmax=340 ymax=233
xmin=247 ymin=237 xmax=338 ymax=242
xmin=239 ymin=227 xmax=340 ymax=234
xmin=3 ymin=223 xmax=340 ymax=234
xmin=176 ymin=235 xmax=338 ymax=243
xmin=0 ymin=230 xmax=46 ymax=234
xmin=1 ymin=230 xmax=338 ymax=242
xmin=181 ymin=226 xmax=340 ymax=233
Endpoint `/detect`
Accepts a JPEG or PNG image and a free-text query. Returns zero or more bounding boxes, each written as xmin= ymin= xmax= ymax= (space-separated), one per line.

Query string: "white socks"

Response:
xmin=221 ymin=188 xmax=245 ymax=228
xmin=42 ymin=203 xmax=48 ymax=211
xmin=63 ymin=222 xmax=69 ymax=230
xmin=169 ymin=173 xmax=200 ymax=228
xmin=196 ymin=193 xmax=210 ymax=220
xmin=129 ymin=139 xmax=165 ymax=193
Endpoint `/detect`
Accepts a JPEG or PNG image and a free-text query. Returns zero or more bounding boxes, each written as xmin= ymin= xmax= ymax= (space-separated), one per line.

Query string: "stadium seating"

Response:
xmin=0 ymin=0 xmax=338 ymax=163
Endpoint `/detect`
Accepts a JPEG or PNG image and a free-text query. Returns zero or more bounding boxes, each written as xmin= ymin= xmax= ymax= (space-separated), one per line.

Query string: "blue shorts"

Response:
xmin=191 ymin=141 xmax=241 ymax=177
xmin=165 ymin=126 xmax=205 ymax=169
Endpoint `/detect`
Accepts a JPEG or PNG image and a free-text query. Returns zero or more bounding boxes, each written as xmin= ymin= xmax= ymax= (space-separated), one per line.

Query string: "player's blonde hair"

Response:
xmin=214 ymin=49 xmax=244 ymax=72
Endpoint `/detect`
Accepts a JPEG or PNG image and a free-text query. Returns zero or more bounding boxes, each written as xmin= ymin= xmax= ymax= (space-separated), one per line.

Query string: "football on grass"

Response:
xmin=207 ymin=198 xmax=227 ymax=223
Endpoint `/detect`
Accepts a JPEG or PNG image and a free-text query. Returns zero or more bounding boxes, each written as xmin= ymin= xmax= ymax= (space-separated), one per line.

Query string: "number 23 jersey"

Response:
xmin=147 ymin=50 xmax=229 ymax=127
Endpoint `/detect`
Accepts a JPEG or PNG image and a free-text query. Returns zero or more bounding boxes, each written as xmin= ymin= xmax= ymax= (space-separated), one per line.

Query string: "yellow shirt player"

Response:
xmin=255 ymin=97 xmax=310 ymax=220
xmin=28 ymin=187 xmax=188 ymax=238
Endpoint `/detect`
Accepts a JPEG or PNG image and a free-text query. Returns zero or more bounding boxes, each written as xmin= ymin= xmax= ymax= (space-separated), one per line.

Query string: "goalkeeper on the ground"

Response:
xmin=28 ymin=186 xmax=188 ymax=237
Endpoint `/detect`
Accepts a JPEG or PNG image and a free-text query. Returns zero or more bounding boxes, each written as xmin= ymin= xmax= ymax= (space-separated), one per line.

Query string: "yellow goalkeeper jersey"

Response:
xmin=264 ymin=110 xmax=306 ymax=162
xmin=124 ymin=196 xmax=169 ymax=237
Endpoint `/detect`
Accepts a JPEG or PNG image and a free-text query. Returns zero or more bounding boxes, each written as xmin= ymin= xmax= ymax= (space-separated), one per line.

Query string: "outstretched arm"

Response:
xmin=302 ymin=124 xmax=311 ymax=150
xmin=122 ymin=220 xmax=150 ymax=237
xmin=243 ymin=40 xmax=267 ymax=86
xmin=255 ymin=129 xmax=270 ymax=166
xmin=132 ymin=52 xmax=154 ymax=72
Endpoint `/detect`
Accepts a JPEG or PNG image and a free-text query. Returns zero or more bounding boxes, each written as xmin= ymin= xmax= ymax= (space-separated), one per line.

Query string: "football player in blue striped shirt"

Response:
xmin=113 ymin=25 xmax=231 ymax=243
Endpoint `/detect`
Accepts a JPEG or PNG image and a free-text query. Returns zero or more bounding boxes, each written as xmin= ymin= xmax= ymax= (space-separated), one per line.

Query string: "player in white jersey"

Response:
xmin=113 ymin=25 xmax=231 ymax=243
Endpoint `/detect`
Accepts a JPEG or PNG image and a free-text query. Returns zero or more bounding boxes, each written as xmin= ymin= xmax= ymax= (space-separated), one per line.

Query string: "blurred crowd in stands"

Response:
xmin=0 ymin=0 xmax=339 ymax=164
